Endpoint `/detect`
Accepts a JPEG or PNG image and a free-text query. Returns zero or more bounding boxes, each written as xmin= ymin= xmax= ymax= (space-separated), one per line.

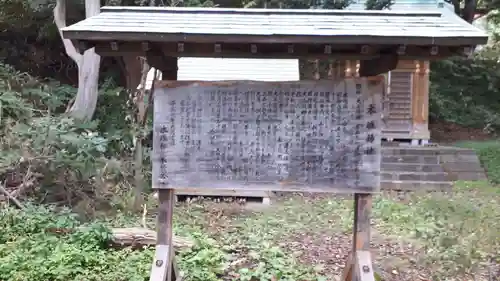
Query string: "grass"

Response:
xmin=456 ymin=140 xmax=500 ymax=184
xmin=1 ymin=181 xmax=499 ymax=281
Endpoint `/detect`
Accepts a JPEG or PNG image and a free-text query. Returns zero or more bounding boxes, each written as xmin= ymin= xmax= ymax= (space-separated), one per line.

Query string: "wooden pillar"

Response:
xmin=331 ymin=60 xmax=363 ymax=79
xmin=161 ymin=57 xmax=178 ymax=81
xmin=341 ymin=193 xmax=375 ymax=281
xmin=149 ymin=189 xmax=179 ymax=281
xmin=148 ymin=52 xmax=179 ymax=281
xmin=345 ymin=60 xmax=360 ymax=77
xmin=332 ymin=60 xmax=345 ymax=79
xmin=411 ymin=60 xmax=430 ymax=141
xmin=146 ymin=50 xmax=178 ymax=82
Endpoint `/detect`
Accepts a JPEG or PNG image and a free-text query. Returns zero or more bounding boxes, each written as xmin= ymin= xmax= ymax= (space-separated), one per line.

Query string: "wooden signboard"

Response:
xmin=152 ymin=79 xmax=383 ymax=193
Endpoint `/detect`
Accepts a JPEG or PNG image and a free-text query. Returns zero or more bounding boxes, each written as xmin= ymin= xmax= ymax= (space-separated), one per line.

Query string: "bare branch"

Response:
xmin=0 ymin=182 xmax=24 ymax=209
xmin=53 ymin=0 xmax=82 ymax=66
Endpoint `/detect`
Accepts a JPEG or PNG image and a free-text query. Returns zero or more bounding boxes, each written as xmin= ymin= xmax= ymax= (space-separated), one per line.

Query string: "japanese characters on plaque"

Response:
xmin=152 ymin=80 xmax=382 ymax=193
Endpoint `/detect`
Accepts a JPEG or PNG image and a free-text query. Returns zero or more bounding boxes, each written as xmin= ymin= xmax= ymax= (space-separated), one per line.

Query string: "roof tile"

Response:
xmin=62 ymin=6 xmax=487 ymax=46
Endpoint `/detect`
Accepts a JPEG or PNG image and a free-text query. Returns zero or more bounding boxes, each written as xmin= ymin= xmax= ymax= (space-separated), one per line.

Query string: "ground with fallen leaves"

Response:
xmin=166 ymin=181 xmax=499 ymax=281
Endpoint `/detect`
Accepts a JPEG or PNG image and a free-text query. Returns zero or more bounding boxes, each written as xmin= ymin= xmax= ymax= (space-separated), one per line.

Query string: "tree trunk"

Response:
xmin=120 ymin=56 xmax=143 ymax=91
xmin=462 ymin=0 xmax=477 ymax=23
xmin=450 ymin=0 xmax=460 ymax=16
xmin=54 ymin=0 xmax=101 ymax=121
xmin=133 ymin=58 xmax=151 ymax=210
xmin=68 ymin=51 xmax=101 ymax=120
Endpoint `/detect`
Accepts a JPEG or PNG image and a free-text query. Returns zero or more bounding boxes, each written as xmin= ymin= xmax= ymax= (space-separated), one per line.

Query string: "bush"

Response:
xmin=0 ymin=62 xmax=148 ymax=211
xmin=430 ymin=56 xmax=500 ymax=133
xmin=0 ymin=204 xmax=153 ymax=281
xmin=0 ymin=204 xmax=228 ymax=281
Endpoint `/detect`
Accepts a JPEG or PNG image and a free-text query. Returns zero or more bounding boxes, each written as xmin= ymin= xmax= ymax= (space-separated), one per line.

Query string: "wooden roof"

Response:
xmin=62 ymin=6 xmax=486 ymax=46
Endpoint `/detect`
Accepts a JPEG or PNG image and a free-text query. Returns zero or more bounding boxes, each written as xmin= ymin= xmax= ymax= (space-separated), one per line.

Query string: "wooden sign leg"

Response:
xmin=341 ymin=193 xmax=375 ymax=281
xmin=149 ymin=189 xmax=179 ymax=281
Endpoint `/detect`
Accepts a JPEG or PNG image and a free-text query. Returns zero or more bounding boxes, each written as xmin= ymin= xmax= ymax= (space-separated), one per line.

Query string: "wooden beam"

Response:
xmin=392 ymin=60 xmax=418 ymax=71
xmin=63 ymin=30 xmax=487 ymax=46
xmin=145 ymin=48 xmax=178 ymax=80
xmin=91 ymin=41 xmax=465 ymax=60
xmin=94 ymin=42 xmax=381 ymax=59
xmin=358 ymin=53 xmax=398 ymax=77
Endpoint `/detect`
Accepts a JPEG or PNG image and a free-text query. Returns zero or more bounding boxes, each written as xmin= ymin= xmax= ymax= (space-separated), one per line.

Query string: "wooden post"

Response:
xmin=149 ymin=189 xmax=179 ymax=281
xmin=411 ymin=60 xmax=430 ymax=143
xmin=148 ymin=48 xmax=180 ymax=281
xmin=341 ymin=193 xmax=375 ymax=281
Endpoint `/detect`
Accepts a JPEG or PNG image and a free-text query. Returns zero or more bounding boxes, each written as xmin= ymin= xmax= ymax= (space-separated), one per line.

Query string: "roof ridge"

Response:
xmin=100 ymin=6 xmax=443 ymax=17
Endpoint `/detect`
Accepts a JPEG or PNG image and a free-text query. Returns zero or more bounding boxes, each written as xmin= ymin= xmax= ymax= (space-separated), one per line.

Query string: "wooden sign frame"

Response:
xmin=149 ymin=78 xmax=384 ymax=281
xmin=149 ymin=191 xmax=376 ymax=281
xmin=152 ymin=79 xmax=382 ymax=194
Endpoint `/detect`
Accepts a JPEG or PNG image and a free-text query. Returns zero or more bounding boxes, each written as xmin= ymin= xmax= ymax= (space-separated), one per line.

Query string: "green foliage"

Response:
xmin=374 ymin=183 xmax=500 ymax=277
xmin=1 ymin=182 xmax=499 ymax=280
xmin=0 ymin=0 xmax=82 ymax=82
xmin=178 ymin=233 xmax=227 ymax=280
xmin=171 ymin=187 xmax=499 ymax=280
xmin=0 ymin=204 xmax=240 ymax=281
xmin=242 ymin=0 xmax=353 ymax=9
xmin=0 ymin=203 xmax=232 ymax=281
xmin=233 ymin=244 xmax=322 ymax=281
xmin=0 ymin=63 xmax=73 ymax=118
xmin=4 ymin=116 xmax=107 ymax=175
xmin=0 ymin=63 xmax=112 ymax=202
xmin=456 ymin=140 xmax=500 ymax=184
xmin=0 ymin=62 xmax=144 ymax=209
xmin=430 ymin=55 xmax=500 ymax=132
xmin=0 ymin=204 xmax=154 ymax=281
xmin=364 ymin=0 xmax=393 ymax=10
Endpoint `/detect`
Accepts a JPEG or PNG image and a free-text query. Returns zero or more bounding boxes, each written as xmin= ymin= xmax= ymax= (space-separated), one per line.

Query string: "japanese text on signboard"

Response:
xmin=153 ymin=79 xmax=382 ymax=193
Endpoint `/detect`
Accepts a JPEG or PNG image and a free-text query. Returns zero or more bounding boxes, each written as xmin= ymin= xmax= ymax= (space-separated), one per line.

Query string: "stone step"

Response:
xmin=380 ymin=144 xmax=487 ymax=184
xmin=381 ymin=172 xmax=449 ymax=182
xmin=382 ymin=128 xmax=412 ymax=133
xmin=388 ymin=113 xmax=411 ymax=118
xmin=382 ymin=155 xmax=439 ymax=164
xmin=388 ymin=94 xmax=412 ymax=100
xmin=446 ymin=171 xmax=488 ymax=181
xmin=381 ymin=180 xmax=453 ymax=191
xmin=382 ymin=163 xmax=444 ymax=172
xmin=441 ymin=162 xmax=484 ymax=172
xmin=383 ymin=147 xmax=476 ymax=156
xmin=439 ymin=154 xmax=482 ymax=163
xmin=385 ymin=117 xmax=412 ymax=121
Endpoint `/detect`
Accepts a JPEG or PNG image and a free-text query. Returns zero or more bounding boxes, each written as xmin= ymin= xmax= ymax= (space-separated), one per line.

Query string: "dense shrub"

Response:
xmin=0 ymin=62 xmax=145 ymax=209
xmin=0 ymin=204 xmax=228 ymax=281
xmin=430 ymin=56 xmax=500 ymax=133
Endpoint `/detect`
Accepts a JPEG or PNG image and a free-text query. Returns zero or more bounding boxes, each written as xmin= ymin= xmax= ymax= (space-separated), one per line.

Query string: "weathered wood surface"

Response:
xmin=341 ymin=193 xmax=375 ymax=281
xmin=149 ymin=189 xmax=178 ymax=281
xmin=45 ymin=227 xmax=193 ymax=250
xmin=111 ymin=227 xmax=193 ymax=250
xmin=62 ymin=7 xmax=488 ymax=47
xmin=153 ymin=79 xmax=383 ymax=193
